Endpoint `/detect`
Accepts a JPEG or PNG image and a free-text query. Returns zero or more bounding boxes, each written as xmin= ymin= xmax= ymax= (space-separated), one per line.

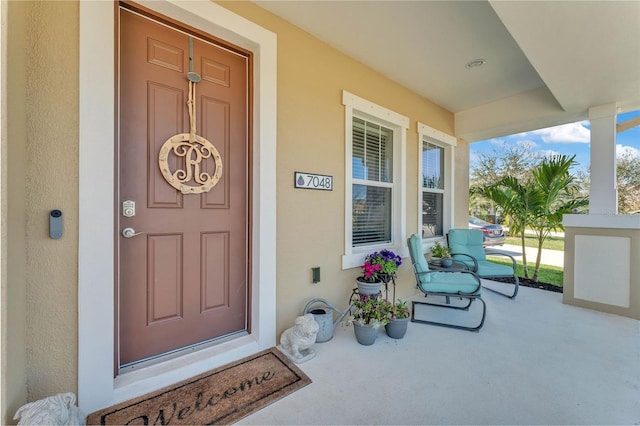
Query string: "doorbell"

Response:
xmin=50 ymin=209 xmax=62 ymax=239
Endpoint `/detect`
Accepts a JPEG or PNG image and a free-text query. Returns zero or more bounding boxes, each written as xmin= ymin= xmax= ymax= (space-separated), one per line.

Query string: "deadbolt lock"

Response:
xmin=122 ymin=200 xmax=135 ymax=217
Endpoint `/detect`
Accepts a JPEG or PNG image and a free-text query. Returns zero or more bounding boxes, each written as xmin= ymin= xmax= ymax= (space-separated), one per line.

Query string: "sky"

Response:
xmin=469 ymin=110 xmax=640 ymax=173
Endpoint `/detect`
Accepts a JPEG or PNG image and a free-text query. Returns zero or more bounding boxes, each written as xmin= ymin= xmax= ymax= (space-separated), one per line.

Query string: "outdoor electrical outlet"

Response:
xmin=312 ymin=267 xmax=320 ymax=283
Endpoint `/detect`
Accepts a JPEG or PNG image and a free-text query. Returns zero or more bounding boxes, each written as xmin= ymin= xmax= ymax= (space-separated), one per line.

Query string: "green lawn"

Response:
xmin=504 ymin=234 xmax=564 ymax=251
xmin=486 ymin=256 xmax=564 ymax=288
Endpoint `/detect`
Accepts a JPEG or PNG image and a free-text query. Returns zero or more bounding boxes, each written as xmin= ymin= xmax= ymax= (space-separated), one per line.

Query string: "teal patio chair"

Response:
xmin=407 ymin=234 xmax=485 ymax=332
xmin=447 ymin=228 xmax=519 ymax=299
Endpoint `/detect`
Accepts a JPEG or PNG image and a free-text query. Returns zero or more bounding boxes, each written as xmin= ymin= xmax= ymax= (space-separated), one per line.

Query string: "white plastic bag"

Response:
xmin=14 ymin=392 xmax=86 ymax=425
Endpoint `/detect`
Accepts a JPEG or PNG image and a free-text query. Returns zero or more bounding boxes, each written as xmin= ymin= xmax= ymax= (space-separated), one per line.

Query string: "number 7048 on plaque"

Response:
xmin=294 ymin=172 xmax=333 ymax=191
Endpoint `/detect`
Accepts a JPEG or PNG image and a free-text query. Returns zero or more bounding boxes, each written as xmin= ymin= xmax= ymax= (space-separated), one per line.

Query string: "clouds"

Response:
xmin=471 ymin=115 xmax=639 ymax=174
xmin=617 ymin=144 xmax=640 ymax=158
xmin=522 ymin=121 xmax=591 ymax=144
xmin=538 ymin=149 xmax=562 ymax=159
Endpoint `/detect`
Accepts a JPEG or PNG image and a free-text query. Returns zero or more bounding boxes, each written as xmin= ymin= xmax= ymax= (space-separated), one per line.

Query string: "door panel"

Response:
xmin=201 ymin=232 xmax=229 ymax=311
xmin=147 ymin=83 xmax=184 ymax=208
xmin=119 ymin=7 xmax=249 ymax=366
xmin=147 ymin=234 xmax=183 ymax=325
xmin=200 ymin=98 xmax=230 ymax=208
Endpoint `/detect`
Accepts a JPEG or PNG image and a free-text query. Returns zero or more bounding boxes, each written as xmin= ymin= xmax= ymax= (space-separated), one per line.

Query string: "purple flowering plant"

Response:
xmin=359 ymin=249 xmax=402 ymax=283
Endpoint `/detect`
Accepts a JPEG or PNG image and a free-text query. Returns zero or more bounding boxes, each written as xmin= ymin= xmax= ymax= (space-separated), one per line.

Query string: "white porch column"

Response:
xmin=562 ymin=103 xmax=640 ymax=319
xmin=588 ymin=103 xmax=618 ymax=214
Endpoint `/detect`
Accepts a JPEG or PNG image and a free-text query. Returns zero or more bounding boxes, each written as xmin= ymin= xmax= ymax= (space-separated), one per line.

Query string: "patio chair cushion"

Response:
xmin=408 ymin=233 xmax=486 ymax=331
xmin=424 ymin=272 xmax=482 ymax=295
xmin=408 ymin=233 xmax=431 ymax=283
xmin=475 ymin=260 xmax=515 ymax=277
xmin=446 ymin=228 xmax=519 ymax=299
xmin=448 ymin=228 xmax=487 ymax=262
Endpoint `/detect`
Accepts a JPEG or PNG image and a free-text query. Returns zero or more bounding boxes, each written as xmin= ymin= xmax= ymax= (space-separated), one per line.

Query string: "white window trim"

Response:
xmin=343 ymin=91 xmax=408 ymax=269
xmin=417 ymin=122 xmax=456 ymax=247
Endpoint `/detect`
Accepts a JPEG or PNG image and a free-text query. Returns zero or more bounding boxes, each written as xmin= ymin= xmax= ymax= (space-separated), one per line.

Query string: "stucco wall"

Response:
xmin=218 ymin=1 xmax=458 ymax=335
xmin=2 ymin=1 xmax=466 ymax=419
xmin=24 ymin=0 xmax=79 ymax=402
xmin=563 ymin=226 xmax=640 ymax=319
xmin=454 ymin=139 xmax=470 ymax=227
xmin=3 ymin=1 xmax=29 ymax=424
xmin=3 ymin=2 xmax=79 ymax=423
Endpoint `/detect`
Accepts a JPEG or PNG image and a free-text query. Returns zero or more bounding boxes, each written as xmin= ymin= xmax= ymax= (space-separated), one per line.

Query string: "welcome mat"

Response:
xmin=87 ymin=348 xmax=311 ymax=425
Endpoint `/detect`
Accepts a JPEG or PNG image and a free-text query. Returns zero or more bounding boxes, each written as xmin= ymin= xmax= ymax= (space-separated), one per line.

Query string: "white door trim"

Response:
xmin=78 ymin=1 xmax=277 ymax=413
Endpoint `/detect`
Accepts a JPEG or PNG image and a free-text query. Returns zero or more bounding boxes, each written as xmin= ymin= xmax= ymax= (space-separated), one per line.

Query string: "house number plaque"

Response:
xmin=294 ymin=172 xmax=333 ymax=191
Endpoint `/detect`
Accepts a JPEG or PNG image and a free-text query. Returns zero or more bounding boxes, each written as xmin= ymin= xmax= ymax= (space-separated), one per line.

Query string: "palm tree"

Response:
xmin=471 ymin=155 xmax=588 ymax=281
xmin=471 ymin=176 xmax=535 ymax=278
xmin=527 ymin=155 xmax=588 ymax=280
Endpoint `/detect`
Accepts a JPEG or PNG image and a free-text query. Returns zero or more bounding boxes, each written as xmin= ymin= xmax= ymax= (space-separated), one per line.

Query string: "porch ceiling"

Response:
xmin=254 ymin=0 xmax=640 ymax=141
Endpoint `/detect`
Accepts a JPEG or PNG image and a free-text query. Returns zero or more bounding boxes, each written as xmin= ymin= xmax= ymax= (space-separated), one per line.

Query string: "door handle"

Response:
xmin=121 ymin=227 xmax=146 ymax=238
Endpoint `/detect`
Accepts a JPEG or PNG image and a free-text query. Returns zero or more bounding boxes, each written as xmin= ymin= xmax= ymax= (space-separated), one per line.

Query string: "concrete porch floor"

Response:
xmin=240 ymin=280 xmax=640 ymax=425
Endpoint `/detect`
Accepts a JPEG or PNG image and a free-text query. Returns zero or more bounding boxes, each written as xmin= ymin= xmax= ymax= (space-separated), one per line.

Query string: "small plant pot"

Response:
xmin=385 ymin=317 xmax=410 ymax=339
xmin=353 ymin=323 xmax=378 ymax=345
xmin=356 ymin=279 xmax=383 ymax=296
xmin=441 ymin=258 xmax=453 ymax=268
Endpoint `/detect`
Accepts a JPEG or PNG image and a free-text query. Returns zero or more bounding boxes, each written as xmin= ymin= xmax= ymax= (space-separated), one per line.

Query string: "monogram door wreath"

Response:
xmin=158 ymin=37 xmax=222 ymax=194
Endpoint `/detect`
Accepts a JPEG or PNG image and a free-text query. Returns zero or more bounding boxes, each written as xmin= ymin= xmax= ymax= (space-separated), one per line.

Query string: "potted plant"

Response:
xmin=357 ymin=249 xmax=402 ymax=295
xmin=348 ymin=294 xmax=391 ymax=345
xmin=429 ymin=241 xmax=453 ymax=267
xmin=385 ymin=299 xmax=410 ymax=339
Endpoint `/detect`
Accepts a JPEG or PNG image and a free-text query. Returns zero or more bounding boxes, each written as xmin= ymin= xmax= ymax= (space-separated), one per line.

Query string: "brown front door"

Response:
xmin=118 ymin=6 xmax=250 ymax=367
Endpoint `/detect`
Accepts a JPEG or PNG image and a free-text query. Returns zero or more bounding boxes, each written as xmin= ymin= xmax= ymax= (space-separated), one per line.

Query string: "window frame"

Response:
xmin=417 ymin=122 xmax=456 ymax=244
xmin=343 ymin=91 xmax=408 ymax=269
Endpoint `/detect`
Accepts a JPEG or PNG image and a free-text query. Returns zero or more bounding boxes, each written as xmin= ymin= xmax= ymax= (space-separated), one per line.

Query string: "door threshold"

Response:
xmin=118 ymin=330 xmax=249 ymax=374
xmin=111 ymin=332 xmax=265 ymax=407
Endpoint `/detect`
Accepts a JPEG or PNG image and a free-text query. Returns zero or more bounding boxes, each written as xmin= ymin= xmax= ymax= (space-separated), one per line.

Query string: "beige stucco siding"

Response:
xmin=454 ymin=139 xmax=470 ymax=227
xmin=218 ymin=1 xmax=459 ymax=334
xmin=563 ymin=226 xmax=640 ymax=319
xmin=4 ymin=1 xmax=79 ymax=423
xmin=24 ymin=0 xmax=79 ymax=403
xmin=4 ymin=1 xmax=30 ymax=423
xmin=2 ymin=1 xmax=464 ymax=422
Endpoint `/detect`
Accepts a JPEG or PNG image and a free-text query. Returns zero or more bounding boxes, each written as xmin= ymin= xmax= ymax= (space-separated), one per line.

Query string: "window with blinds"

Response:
xmin=422 ymin=139 xmax=444 ymax=238
xmin=352 ymin=117 xmax=393 ymax=246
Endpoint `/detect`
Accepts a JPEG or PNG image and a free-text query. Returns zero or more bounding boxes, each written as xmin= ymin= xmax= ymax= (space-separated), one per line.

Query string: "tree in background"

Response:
xmin=616 ymin=151 xmax=640 ymax=213
xmin=471 ymin=155 xmax=588 ymax=281
xmin=470 ymin=141 xmax=541 ymax=221
xmin=574 ymin=150 xmax=640 ymax=214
